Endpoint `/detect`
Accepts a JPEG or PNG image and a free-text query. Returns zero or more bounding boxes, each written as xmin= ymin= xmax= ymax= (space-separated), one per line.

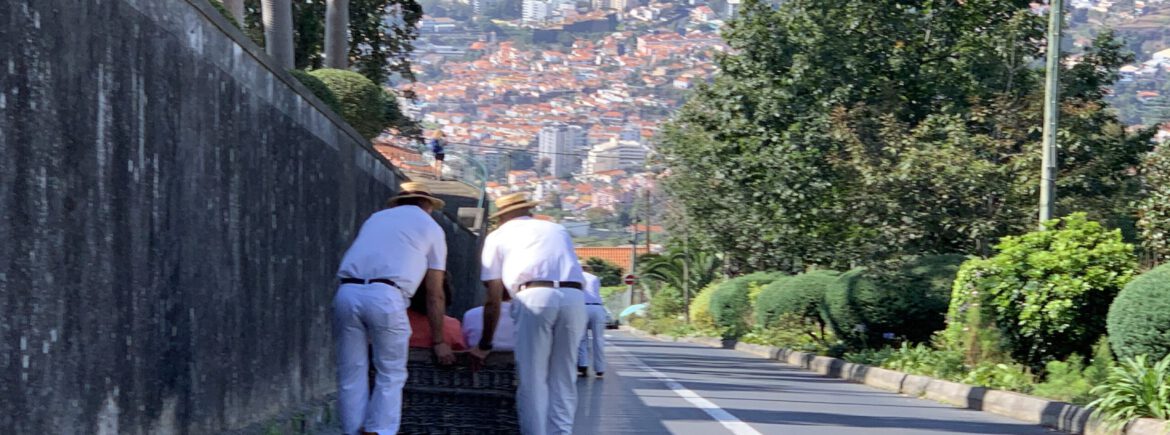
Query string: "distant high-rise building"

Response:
xmin=726 ymin=0 xmax=741 ymax=18
xmin=584 ymin=138 xmax=647 ymax=174
xmin=523 ymin=0 xmax=552 ymax=23
xmin=592 ymin=0 xmax=627 ymax=11
xmin=538 ymin=123 xmax=582 ymax=178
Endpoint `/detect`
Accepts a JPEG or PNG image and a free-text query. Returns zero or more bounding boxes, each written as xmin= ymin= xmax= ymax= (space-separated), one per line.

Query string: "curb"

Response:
xmin=623 ymin=327 xmax=1169 ymax=435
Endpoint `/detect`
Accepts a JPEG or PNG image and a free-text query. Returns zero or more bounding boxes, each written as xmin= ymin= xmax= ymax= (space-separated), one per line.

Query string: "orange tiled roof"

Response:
xmin=576 ymin=246 xmax=651 ymax=273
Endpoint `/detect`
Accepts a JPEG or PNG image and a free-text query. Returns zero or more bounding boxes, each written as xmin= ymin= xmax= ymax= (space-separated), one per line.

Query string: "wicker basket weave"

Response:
xmin=372 ymin=349 xmax=519 ymax=434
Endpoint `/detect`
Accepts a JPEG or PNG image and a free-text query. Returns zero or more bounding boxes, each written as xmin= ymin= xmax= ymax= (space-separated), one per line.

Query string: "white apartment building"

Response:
xmin=583 ymin=138 xmax=648 ymax=174
xmin=538 ymin=123 xmax=585 ymax=178
xmin=523 ymin=0 xmax=552 ymax=23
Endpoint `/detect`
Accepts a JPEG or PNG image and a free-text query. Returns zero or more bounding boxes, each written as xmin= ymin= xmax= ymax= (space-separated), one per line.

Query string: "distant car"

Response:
xmin=604 ymin=308 xmax=619 ymax=329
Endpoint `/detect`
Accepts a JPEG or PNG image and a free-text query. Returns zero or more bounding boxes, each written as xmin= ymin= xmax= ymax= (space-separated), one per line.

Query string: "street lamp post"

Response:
xmin=1040 ymin=0 xmax=1064 ymax=226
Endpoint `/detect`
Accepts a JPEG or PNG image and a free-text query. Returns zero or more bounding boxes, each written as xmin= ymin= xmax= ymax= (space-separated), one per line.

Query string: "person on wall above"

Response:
xmin=472 ymin=192 xmax=588 ymax=435
xmin=577 ymin=265 xmax=607 ymax=378
xmin=429 ymin=132 xmax=446 ymax=180
xmin=332 ymin=182 xmax=453 ymax=435
xmin=462 ymin=291 xmax=517 ymax=352
xmin=407 ymin=272 xmax=467 ymax=351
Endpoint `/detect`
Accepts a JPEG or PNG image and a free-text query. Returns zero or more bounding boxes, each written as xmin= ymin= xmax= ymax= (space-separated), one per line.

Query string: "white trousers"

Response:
xmin=577 ymin=304 xmax=608 ymax=373
xmin=513 ymin=287 xmax=587 ymax=435
xmin=332 ymin=283 xmax=410 ymax=435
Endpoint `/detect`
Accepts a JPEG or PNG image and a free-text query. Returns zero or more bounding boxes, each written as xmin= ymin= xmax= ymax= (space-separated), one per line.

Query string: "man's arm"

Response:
xmin=471 ymin=279 xmax=505 ymax=359
xmin=425 ymin=269 xmax=455 ymax=364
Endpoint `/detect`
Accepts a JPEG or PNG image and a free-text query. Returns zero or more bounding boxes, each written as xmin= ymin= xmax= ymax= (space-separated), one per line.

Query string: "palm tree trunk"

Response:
xmin=222 ymin=0 xmax=245 ymax=25
xmin=325 ymin=0 xmax=349 ymax=69
xmin=261 ymin=0 xmax=294 ymax=69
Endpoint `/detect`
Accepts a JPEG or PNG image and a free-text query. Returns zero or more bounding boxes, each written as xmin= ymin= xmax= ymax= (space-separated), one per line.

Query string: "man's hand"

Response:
xmin=468 ymin=345 xmax=491 ymax=361
xmin=433 ymin=342 xmax=455 ymax=365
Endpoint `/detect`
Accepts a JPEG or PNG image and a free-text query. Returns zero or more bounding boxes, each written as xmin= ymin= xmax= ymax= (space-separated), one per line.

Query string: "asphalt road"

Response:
xmin=573 ymin=331 xmax=1063 ymax=435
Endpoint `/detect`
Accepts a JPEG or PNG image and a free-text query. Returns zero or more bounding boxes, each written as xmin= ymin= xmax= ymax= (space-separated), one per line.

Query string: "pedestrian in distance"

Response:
xmin=471 ymin=192 xmax=588 ymax=435
xmin=577 ymin=265 xmax=607 ymax=378
xmin=332 ymin=182 xmax=454 ymax=435
xmin=429 ymin=132 xmax=446 ymax=180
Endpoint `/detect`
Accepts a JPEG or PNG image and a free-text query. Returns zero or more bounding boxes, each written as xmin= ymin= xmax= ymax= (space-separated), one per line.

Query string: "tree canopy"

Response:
xmin=661 ymin=0 xmax=1154 ymax=273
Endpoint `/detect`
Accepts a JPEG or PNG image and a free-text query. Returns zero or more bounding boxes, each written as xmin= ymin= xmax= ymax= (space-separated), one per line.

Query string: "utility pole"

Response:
xmin=644 ymin=189 xmax=652 ymax=253
xmin=628 ymin=219 xmax=638 ymax=305
xmin=1040 ymin=0 xmax=1064 ymax=226
xmin=682 ymin=219 xmax=690 ymax=324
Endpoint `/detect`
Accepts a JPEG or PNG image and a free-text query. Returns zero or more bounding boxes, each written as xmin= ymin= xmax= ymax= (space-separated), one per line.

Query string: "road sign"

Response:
xmin=623 ymin=274 xmax=637 ymax=285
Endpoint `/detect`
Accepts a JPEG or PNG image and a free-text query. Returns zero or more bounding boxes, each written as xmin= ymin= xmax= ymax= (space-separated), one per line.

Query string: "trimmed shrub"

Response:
xmin=290 ymin=70 xmax=342 ymax=114
xmin=688 ymin=282 xmax=720 ymax=332
xmin=1108 ymin=263 xmax=1170 ymax=361
xmin=824 ymin=255 xmax=966 ymax=346
xmin=709 ymin=272 xmax=783 ymax=339
xmin=754 ymin=269 xmax=839 ymax=328
xmin=948 ymin=213 xmax=1137 ymax=369
xmin=308 ymin=69 xmax=394 ymax=138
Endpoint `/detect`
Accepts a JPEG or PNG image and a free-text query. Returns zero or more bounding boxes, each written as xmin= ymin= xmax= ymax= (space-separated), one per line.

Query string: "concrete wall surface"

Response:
xmin=0 ymin=0 xmax=481 ymax=433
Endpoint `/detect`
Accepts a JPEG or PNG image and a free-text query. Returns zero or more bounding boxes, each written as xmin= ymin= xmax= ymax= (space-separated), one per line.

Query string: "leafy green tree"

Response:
xmin=242 ymin=0 xmax=422 ymax=85
xmin=661 ymin=0 xmax=1154 ymax=273
xmin=1137 ymin=144 xmax=1170 ymax=264
xmin=638 ymin=249 xmax=724 ymax=297
xmin=584 ymin=257 xmax=623 ymax=286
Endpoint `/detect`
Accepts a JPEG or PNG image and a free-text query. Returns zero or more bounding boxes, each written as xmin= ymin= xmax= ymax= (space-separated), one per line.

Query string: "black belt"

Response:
xmin=520 ymin=280 xmax=583 ymax=290
xmin=586 ymin=302 xmax=603 ymax=305
xmin=340 ymin=278 xmax=399 ymax=288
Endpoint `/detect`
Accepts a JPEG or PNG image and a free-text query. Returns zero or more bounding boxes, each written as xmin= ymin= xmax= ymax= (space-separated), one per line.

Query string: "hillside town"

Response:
xmin=374 ymin=0 xmax=732 ymax=244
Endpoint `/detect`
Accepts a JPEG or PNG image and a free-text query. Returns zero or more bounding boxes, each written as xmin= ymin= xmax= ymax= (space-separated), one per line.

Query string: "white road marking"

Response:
xmin=610 ymin=345 xmax=763 ymax=435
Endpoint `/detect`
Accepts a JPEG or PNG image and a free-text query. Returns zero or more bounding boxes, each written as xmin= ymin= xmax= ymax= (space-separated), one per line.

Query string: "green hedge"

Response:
xmin=1108 ymin=263 xmax=1170 ymax=360
xmin=689 ymin=281 xmax=721 ymax=332
xmin=948 ymin=213 xmax=1136 ymax=368
xmin=825 ymin=255 xmax=966 ymax=345
xmin=308 ymin=69 xmax=393 ymax=138
xmin=754 ymin=269 xmax=839 ymax=328
xmin=290 ymin=70 xmax=342 ymax=114
xmin=709 ymin=272 xmax=783 ymax=339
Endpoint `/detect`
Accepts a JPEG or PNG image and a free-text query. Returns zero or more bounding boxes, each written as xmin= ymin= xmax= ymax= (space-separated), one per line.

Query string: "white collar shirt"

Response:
xmin=461 ymin=301 xmax=516 ymax=351
xmin=582 ymin=272 xmax=603 ymax=304
xmin=480 ymin=217 xmax=586 ymax=297
xmin=337 ymin=205 xmax=447 ymax=297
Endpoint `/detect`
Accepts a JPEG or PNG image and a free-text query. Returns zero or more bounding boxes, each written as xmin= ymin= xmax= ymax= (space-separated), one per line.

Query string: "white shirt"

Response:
xmin=461 ymin=302 xmax=516 ymax=351
xmin=582 ymin=272 xmax=603 ymax=304
xmin=480 ymin=216 xmax=586 ymax=297
xmin=337 ymin=205 xmax=447 ymax=297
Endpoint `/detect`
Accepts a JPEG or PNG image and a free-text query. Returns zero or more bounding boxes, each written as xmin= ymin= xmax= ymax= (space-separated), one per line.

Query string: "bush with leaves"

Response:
xmin=740 ymin=313 xmax=830 ymax=353
xmin=648 ymin=285 xmax=686 ymax=320
xmin=960 ymin=362 xmax=1035 ymax=392
xmin=1032 ymin=338 xmax=1114 ymax=405
xmin=709 ymin=272 xmax=783 ymax=339
xmin=824 ymin=255 xmax=966 ymax=346
xmin=290 ymin=69 xmax=342 ymax=114
xmin=308 ymin=69 xmax=402 ymax=138
xmin=754 ymin=270 xmax=839 ymax=341
xmin=881 ymin=343 xmax=966 ymax=381
xmin=688 ymin=281 xmax=721 ymax=333
xmin=1108 ymin=263 xmax=1170 ymax=361
xmin=947 ymin=213 xmax=1136 ymax=369
xmin=585 ymin=257 xmax=624 ymax=287
xmin=1088 ymin=354 xmax=1170 ymax=430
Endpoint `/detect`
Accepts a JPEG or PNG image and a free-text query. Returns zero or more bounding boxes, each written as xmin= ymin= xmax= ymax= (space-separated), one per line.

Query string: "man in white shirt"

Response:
xmin=577 ymin=266 xmax=607 ymax=377
xmin=461 ymin=295 xmax=517 ymax=351
xmin=471 ymin=193 xmax=588 ymax=435
xmin=333 ymin=182 xmax=453 ymax=435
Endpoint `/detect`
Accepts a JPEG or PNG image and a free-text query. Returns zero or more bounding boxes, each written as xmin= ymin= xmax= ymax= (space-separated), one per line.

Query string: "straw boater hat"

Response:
xmin=387 ymin=181 xmax=445 ymax=209
xmin=490 ymin=192 xmax=540 ymax=219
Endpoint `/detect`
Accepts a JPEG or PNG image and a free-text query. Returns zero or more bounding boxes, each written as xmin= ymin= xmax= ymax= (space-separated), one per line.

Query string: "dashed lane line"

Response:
xmin=609 ymin=344 xmax=764 ymax=435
